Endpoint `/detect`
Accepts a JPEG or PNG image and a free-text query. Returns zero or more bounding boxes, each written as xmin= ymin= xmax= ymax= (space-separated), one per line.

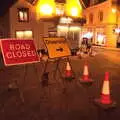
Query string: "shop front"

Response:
xmin=95 ymin=27 xmax=106 ymax=46
xmin=82 ymin=27 xmax=106 ymax=46
xmin=56 ymin=17 xmax=81 ymax=50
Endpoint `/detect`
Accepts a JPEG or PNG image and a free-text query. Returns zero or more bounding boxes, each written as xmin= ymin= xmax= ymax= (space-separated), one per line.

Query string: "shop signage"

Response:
xmin=1 ymin=39 xmax=39 ymax=66
xmin=44 ymin=37 xmax=71 ymax=58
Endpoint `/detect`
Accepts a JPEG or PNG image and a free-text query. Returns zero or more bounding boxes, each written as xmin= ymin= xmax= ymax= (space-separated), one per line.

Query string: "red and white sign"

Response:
xmin=0 ymin=39 xmax=39 ymax=66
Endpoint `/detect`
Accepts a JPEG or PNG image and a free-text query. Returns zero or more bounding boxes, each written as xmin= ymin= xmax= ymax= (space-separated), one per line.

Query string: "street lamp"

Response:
xmin=65 ymin=0 xmax=82 ymax=18
xmin=36 ymin=0 xmax=56 ymax=19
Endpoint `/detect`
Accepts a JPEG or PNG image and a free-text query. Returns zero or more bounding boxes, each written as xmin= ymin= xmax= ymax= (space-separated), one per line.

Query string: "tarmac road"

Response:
xmin=0 ymin=48 xmax=120 ymax=120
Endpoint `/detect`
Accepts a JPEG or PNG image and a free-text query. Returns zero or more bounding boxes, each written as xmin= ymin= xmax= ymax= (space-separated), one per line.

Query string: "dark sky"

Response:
xmin=0 ymin=0 xmax=90 ymax=16
xmin=0 ymin=0 xmax=17 ymax=16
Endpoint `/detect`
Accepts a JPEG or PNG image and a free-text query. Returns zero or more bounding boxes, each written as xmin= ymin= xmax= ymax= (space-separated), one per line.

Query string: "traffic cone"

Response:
xmin=65 ymin=62 xmax=74 ymax=80
xmin=79 ymin=63 xmax=93 ymax=84
xmin=94 ymin=72 xmax=116 ymax=109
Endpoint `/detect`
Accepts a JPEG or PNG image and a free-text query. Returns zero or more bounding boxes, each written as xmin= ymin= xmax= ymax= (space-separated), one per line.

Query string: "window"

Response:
xmin=89 ymin=13 xmax=93 ymax=24
xmin=98 ymin=11 xmax=103 ymax=22
xmin=18 ymin=8 xmax=29 ymax=22
xmin=16 ymin=30 xmax=33 ymax=39
xmin=56 ymin=3 xmax=65 ymax=16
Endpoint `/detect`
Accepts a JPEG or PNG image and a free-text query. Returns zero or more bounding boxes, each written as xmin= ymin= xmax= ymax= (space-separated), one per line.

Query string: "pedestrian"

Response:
xmin=86 ymin=38 xmax=92 ymax=54
xmin=81 ymin=37 xmax=88 ymax=53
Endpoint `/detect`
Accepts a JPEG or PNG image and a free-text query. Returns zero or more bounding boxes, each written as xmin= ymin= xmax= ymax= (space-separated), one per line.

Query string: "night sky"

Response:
xmin=0 ymin=0 xmax=17 ymax=16
xmin=0 ymin=0 xmax=90 ymax=16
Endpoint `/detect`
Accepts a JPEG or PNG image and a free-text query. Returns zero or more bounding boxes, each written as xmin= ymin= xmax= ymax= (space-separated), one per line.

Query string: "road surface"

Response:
xmin=0 ymin=48 xmax=120 ymax=120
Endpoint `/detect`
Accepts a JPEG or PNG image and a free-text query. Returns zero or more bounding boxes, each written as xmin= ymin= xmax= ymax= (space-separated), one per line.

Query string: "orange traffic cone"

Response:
xmin=94 ymin=72 xmax=116 ymax=109
xmin=65 ymin=62 xmax=74 ymax=80
xmin=79 ymin=63 xmax=93 ymax=84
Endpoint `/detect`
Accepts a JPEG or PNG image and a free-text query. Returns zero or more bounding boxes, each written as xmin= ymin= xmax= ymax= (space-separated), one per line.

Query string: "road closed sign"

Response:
xmin=44 ymin=37 xmax=71 ymax=58
xmin=0 ymin=39 xmax=39 ymax=66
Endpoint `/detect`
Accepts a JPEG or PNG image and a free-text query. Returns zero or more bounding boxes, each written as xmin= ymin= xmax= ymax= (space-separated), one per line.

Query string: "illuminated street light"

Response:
xmin=35 ymin=0 xmax=83 ymax=20
xmin=112 ymin=8 xmax=117 ymax=13
xmin=36 ymin=0 xmax=56 ymax=19
xmin=65 ymin=0 xmax=82 ymax=18
xmin=71 ymin=7 xmax=78 ymax=17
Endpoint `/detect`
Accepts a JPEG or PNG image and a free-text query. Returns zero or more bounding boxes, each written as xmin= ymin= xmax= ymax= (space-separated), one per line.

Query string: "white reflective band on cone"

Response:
xmin=66 ymin=62 xmax=71 ymax=70
xmin=102 ymin=81 xmax=110 ymax=95
xmin=83 ymin=65 xmax=88 ymax=75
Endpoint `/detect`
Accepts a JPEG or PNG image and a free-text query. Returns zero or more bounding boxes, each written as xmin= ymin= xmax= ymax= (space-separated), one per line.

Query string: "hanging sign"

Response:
xmin=44 ymin=37 xmax=71 ymax=58
xmin=0 ymin=39 xmax=39 ymax=66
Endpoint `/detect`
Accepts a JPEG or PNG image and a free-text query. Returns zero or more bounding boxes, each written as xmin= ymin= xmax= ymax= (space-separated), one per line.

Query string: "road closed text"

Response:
xmin=6 ymin=44 xmax=37 ymax=59
xmin=1 ymin=39 xmax=39 ymax=66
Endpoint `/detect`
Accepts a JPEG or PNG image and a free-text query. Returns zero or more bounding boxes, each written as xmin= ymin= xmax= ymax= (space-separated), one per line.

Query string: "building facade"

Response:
xmin=83 ymin=0 xmax=120 ymax=47
xmin=0 ymin=0 xmax=56 ymax=50
xmin=0 ymin=0 xmax=85 ymax=50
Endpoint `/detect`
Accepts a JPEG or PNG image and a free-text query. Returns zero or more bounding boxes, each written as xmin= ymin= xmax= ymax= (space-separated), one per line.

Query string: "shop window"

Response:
xmin=89 ymin=13 xmax=93 ymax=24
xmin=98 ymin=11 xmax=103 ymax=22
xmin=18 ymin=8 xmax=29 ymax=22
xmin=96 ymin=33 xmax=106 ymax=45
xmin=16 ymin=30 xmax=33 ymax=39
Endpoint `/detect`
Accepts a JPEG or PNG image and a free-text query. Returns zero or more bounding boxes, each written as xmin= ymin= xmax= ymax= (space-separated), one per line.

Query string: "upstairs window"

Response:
xmin=98 ymin=11 xmax=103 ymax=22
xmin=18 ymin=8 xmax=29 ymax=22
xmin=89 ymin=13 xmax=93 ymax=24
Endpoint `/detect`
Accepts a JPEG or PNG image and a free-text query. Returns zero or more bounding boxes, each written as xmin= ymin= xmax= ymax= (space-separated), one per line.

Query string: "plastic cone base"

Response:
xmin=65 ymin=76 xmax=75 ymax=81
xmin=65 ymin=71 xmax=72 ymax=78
xmin=79 ymin=77 xmax=93 ymax=84
xmin=94 ymin=98 xmax=116 ymax=109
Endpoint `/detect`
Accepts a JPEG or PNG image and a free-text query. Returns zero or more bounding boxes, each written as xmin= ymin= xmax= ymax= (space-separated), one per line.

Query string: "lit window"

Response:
xmin=98 ymin=11 xmax=103 ymax=22
xmin=18 ymin=8 xmax=29 ymax=22
xmin=56 ymin=3 xmax=65 ymax=16
xmin=16 ymin=31 xmax=24 ymax=38
xmin=24 ymin=31 xmax=33 ymax=39
xmin=16 ymin=30 xmax=33 ymax=39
